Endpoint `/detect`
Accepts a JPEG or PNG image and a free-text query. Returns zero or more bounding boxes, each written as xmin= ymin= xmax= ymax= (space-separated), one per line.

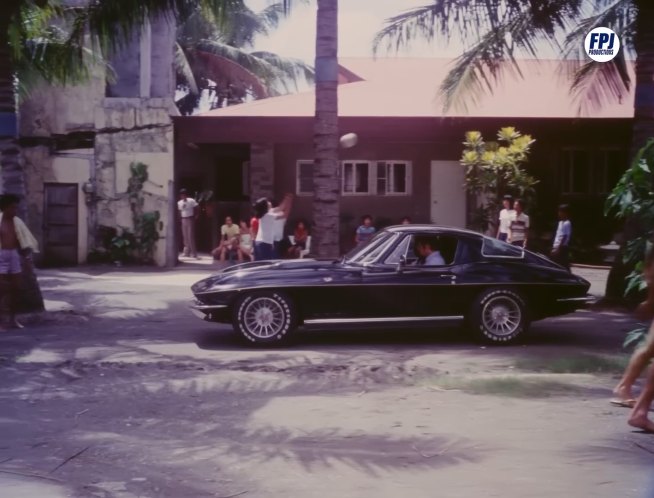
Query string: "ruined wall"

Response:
xmin=94 ymin=98 xmax=177 ymax=266
xmin=18 ymin=13 xmax=178 ymax=267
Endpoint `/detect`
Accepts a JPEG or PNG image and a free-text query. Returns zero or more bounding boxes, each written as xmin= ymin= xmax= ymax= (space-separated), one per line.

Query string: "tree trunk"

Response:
xmin=0 ymin=5 xmax=45 ymax=313
xmin=312 ymin=0 xmax=340 ymax=258
xmin=606 ymin=0 xmax=654 ymax=300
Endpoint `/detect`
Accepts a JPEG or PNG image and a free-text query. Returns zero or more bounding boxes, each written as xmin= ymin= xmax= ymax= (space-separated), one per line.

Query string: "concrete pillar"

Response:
xmin=249 ymin=143 xmax=274 ymax=201
xmin=139 ymin=20 xmax=152 ymax=98
xmin=150 ymin=15 xmax=176 ymax=98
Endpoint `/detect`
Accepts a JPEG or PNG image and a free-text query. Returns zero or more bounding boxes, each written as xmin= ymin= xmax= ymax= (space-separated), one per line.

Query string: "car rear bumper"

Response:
xmin=552 ymin=294 xmax=596 ymax=315
xmin=189 ymin=301 xmax=229 ymax=322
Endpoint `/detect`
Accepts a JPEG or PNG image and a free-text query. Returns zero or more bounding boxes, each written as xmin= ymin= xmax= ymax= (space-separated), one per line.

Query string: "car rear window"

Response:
xmin=481 ymin=237 xmax=524 ymax=259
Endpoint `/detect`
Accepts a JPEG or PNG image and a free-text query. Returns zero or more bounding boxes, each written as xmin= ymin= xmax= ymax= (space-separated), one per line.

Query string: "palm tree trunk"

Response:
xmin=0 ymin=5 xmax=45 ymax=313
xmin=312 ymin=0 xmax=340 ymax=258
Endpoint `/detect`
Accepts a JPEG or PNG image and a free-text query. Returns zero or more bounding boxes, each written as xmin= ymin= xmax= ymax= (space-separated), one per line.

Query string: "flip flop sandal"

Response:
xmin=610 ymin=398 xmax=636 ymax=408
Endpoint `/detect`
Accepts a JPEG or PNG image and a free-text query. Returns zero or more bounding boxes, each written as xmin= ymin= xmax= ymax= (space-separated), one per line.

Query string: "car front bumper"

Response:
xmin=189 ymin=301 xmax=229 ymax=322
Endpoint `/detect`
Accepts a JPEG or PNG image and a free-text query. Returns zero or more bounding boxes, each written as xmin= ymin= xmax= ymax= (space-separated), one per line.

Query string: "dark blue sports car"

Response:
xmin=191 ymin=225 xmax=591 ymax=346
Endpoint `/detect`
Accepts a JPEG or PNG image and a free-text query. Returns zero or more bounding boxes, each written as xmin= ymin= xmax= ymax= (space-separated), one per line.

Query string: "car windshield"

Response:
xmin=343 ymin=231 xmax=393 ymax=264
xmin=481 ymin=237 xmax=524 ymax=259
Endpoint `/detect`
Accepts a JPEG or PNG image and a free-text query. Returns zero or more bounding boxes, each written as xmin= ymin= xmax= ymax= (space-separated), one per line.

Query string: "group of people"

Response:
xmin=207 ymin=194 xmax=310 ymax=263
xmin=497 ymin=195 xmax=572 ymax=269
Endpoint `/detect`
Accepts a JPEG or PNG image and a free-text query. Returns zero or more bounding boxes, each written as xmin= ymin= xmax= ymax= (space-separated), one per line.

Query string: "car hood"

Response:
xmin=191 ymin=258 xmax=345 ymax=294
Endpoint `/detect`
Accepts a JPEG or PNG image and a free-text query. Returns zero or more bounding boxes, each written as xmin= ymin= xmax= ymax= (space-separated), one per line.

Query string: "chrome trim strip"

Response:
xmin=304 ymin=315 xmax=464 ymax=325
xmin=190 ymin=304 xmax=228 ymax=311
xmin=556 ymin=296 xmax=595 ymax=303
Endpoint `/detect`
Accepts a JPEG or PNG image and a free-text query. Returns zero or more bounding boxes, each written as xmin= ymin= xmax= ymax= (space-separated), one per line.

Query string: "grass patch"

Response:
xmin=514 ymin=354 xmax=629 ymax=375
xmin=424 ymin=375 xmax=581 ymax=398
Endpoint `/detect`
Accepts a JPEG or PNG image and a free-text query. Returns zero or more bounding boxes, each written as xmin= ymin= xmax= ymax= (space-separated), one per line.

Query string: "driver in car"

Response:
xmin=414 ymin=236 xmax=445 ymax=266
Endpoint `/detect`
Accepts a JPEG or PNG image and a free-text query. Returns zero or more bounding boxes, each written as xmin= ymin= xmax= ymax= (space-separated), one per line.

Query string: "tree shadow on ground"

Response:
xmin=0 ymin=361 xmax=488 ymax=498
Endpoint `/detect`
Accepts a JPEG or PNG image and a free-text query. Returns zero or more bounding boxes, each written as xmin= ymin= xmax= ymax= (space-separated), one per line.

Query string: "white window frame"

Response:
xmin=376 ymin=160 xmax=412 ymax=196
xmin=296 ymin=160 xmax=314 ymax=196
xmin=341 ymin=160 xmax=374 ymax=195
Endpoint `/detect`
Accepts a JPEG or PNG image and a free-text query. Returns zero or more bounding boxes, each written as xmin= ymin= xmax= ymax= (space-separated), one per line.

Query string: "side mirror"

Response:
xmin=397 ymin=255 xmax=407 ymax=273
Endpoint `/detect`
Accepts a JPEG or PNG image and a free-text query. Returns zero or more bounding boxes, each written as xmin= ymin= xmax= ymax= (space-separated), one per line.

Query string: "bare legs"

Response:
xmin=613 ymin=321 xmax=654 ymax=404
xmin=628 ymin=363 xmax=654 ymax=432
xmin=0 ymin=273 xmax=22 ymax=330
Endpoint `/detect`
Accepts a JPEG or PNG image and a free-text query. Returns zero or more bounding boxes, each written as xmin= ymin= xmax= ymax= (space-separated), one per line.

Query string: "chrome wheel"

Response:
xmin=481 ymin=296 xmax=522 ymax=337
xmin=243 ymin=296 xmax=286 ymax=339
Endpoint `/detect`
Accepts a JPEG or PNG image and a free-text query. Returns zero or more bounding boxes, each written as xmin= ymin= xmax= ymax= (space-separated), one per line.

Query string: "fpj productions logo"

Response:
xmin=584 ymin=27 xmax=620 ymax=62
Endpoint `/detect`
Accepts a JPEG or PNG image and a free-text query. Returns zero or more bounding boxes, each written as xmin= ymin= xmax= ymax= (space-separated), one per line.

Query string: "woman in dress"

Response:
xmin=237 ymin=220 xmax=254 ymax=262
xmin=287 ymin=220 xmax=309 ymax=258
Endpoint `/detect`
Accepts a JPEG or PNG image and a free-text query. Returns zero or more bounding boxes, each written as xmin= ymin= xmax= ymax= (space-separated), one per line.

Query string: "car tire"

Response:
xmin=468 ymin=288 xmax=528 ymax=344
xmin=233 ymin=291 xmax=297 ymax=345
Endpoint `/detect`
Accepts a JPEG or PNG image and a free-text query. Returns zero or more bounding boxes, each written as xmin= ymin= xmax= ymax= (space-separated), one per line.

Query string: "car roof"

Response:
xmin=384 ymin=224 xmax=483 ymax=238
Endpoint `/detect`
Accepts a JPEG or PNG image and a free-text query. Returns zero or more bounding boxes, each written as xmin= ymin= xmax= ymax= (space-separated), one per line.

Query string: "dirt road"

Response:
xmin=0 ymin=267 xmax=652 ymax=498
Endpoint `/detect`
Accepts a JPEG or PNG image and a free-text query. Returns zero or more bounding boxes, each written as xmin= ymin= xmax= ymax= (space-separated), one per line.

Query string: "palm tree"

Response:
xmin=1 ymin=0 xmax=286 ymax=311
xmin=175 ymin=2 xmax=313 ymax=115
xmin=374 ymin=0 xmax=654 ymax=296
xmin=312 ymin=0 xmax=340 ymax=258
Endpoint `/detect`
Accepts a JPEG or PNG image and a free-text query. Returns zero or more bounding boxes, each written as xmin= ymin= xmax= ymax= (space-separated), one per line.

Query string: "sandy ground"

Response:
xmin=0 ymin=264 xmax=653 ymax=498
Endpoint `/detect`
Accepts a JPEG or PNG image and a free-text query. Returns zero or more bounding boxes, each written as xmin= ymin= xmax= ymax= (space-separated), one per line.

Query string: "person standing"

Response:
xmin=253 ymin=194 xmax=293 ymax=260
xmin=177 ymin=189 xmax=199 ymax=259
xmin=0 ymin=194 xmax=39 ymax=330
xmin=496 ymin=195 xmax=515 ymax=242
xmin=355 ymin=215 xmax=376 ymax=246
xmin=508 ymin=199 xmax=530 ymax=248
xmin=551 ymin=204 xmax=572 ymax=270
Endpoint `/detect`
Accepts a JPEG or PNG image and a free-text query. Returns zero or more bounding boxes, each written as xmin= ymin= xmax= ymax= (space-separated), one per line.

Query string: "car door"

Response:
xmin=362 ymin=233 xmax=466 ymax=319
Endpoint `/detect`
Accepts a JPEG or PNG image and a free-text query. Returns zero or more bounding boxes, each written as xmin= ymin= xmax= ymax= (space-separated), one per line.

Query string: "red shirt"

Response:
xmin=250 ymin=217 xmax=259 ymax=239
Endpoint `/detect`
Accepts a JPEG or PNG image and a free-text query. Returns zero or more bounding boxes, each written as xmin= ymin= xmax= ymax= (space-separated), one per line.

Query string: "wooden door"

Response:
xmin=43 ymin=183 xmax=78 ymax=266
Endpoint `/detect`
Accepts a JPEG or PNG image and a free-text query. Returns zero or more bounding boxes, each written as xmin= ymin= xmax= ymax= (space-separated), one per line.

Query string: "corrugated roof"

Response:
xmin=198 ymin=57 xmax=634 ymax=119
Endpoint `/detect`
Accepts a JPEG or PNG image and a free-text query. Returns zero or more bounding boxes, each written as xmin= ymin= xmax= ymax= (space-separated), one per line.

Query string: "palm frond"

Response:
xmin=560 ymin=0 xmax=635 ymax=113
xmin=439 ymin=9 xmax=563 ymax=113
xmin=250 ymin=51 xmax=314 ymax=90
xmin=174 ymin=42 xmax=199 ymax=95
xmin=194 ymin=48 xmax=269 ymax=99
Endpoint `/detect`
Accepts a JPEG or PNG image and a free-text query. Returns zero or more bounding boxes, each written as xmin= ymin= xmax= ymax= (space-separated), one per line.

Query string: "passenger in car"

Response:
xmin=414 ymin=236 xmax=445 ymax=266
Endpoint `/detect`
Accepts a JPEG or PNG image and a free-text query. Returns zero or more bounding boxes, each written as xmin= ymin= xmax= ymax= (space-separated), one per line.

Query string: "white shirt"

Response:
xmin=255 ymin=212 xmax=277 ymax=244
xmin=425 ymin=251 xmax=445 ymax=266
xmin=273 ymin=217 xmax=286 ymax=242
xmin=553 ymin=220 xmax=572 ymax=248
xmin=177 ymin=198 xmax=198 ymax=218
xmin=499 ymin=208 xmax=516 ymax=234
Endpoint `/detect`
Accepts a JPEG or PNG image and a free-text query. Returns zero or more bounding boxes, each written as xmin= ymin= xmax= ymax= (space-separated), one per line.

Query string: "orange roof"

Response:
xmin=198 ymin=57 xmax=634 ymax=119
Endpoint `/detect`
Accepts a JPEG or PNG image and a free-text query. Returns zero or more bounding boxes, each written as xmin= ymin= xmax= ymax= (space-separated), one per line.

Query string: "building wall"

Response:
xmin=18 ymin=14 xmax=177 ymax=267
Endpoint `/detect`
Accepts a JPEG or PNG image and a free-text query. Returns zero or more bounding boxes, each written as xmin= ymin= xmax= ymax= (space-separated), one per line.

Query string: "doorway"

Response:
xmin=43 ymin=183 xmax=79 ymax=266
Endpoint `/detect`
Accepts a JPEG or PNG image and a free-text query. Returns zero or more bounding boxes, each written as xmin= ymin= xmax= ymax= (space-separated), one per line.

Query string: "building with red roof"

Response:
xmin=174 ymin=57 xmax=634 ymax=256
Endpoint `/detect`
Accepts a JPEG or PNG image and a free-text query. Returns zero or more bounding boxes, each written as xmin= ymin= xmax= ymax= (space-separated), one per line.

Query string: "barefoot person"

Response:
xmin=0 ymin=194 xmax=39 ymax=330
xmin=611 ymin=248 xmax=654 ymax=410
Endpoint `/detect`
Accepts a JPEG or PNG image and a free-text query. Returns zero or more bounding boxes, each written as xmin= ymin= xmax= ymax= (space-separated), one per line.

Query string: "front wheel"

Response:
xmin=468 ymin=288 xmax=528 ymax=344
xmin=233 ymin=291 xmax=297 ymax=345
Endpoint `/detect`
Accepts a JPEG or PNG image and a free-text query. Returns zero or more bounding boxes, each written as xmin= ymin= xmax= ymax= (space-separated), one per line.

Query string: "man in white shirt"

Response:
xmin=177 ymin=189 xmax=199 ymax=259
xmin=415 ymin=236 xmax=446 ymax=266
xmin=272 ymin=216 xmax=286 ymax=258
xmin=551 ymin=204 xmax=572 ymax=270
xmin=508 ymin=199 xmax=529 ymax=248
xmin=497 ymin=195 xmax=515 ymax=242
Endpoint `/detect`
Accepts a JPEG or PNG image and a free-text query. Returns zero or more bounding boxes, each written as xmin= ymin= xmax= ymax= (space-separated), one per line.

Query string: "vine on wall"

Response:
xmin=127 ymin=162 xmax=160 ymax=264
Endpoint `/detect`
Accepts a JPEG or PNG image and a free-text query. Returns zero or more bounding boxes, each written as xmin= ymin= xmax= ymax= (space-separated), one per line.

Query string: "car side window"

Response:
xmin=403 ymin=234 xmax=458 ymax=266
xmin=384 ymin=235 xmax=413 ymax=265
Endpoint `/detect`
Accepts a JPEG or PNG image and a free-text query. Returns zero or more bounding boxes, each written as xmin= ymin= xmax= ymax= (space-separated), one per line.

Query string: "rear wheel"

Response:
xmin=233 ymin=291 xmax=297 ymax=345
xmin=468 ymin=288 xmax=528 ymax=344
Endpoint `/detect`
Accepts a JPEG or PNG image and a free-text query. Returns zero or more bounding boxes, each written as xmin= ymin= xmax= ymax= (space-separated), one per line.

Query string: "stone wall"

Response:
xmin=94 ymin=98 xmax=178 ymax=266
